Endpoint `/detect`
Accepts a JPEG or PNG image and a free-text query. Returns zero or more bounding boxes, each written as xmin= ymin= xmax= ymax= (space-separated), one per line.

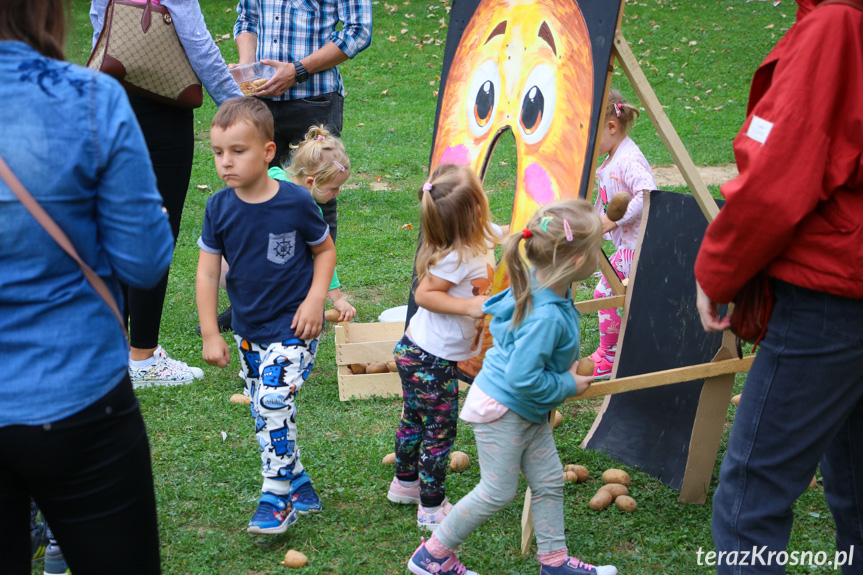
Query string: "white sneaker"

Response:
xmin=130 ymin=346 xmax=204 ymax=388
xmin=417 ymin=498 xmax=453 ymax=531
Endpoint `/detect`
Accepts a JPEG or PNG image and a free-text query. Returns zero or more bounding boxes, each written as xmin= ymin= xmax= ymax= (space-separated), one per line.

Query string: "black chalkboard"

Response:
xmin=584 ymin=190 xmax=726 ymax=490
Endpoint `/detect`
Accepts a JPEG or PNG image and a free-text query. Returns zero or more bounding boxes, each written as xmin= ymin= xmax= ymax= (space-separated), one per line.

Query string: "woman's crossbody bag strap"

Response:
xmin=0 ymin=155 xmax=127 ymax=337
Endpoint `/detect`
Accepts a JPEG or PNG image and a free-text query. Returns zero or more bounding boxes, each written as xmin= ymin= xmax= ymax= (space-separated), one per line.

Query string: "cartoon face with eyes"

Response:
xmin=431 ymin=0 xmax=593 ymax=231
xmin=432 ymin=0 xmax=594 ymax=378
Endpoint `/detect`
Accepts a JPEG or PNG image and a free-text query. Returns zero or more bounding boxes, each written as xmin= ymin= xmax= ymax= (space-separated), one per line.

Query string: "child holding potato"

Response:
xmin=591 ymin=89 xmax=656 ymax=379
xmin=407 ymin=200 xmax=617 ymax=575
xmin=196 ymin=98 xmax=336 ymax=534
xmin=388 ymin=164 xmax=507 ymax=531
xmin=268 ymin=124 xmax=355 ymax=322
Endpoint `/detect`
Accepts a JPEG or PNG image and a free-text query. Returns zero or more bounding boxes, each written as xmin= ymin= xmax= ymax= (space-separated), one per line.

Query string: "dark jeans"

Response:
xmin=123 ymin=94 xmax=194 ymax=349
xmin=263 ymin=92 xmax=343 ymax=242
xmin=712 ymin=280 xmax=863 ymax=574
xmin=393 ymin=334 xmax=459 ymax=507
xmin=0 ymin=374 xmax=161 ymax=574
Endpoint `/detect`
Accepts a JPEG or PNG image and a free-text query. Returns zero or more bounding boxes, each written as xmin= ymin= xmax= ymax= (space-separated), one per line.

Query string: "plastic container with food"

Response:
xmin=230 ymin=62 xmax=275 ymax=96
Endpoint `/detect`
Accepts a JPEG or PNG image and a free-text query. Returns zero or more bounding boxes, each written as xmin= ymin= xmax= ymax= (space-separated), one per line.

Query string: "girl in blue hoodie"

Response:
xmin=407 ymin=200 xmax=617 ymax=575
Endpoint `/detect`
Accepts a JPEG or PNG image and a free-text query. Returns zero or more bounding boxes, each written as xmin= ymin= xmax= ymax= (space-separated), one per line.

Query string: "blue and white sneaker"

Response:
xmin=31 ymin=523 xmax=49 ymax=562
xmin=247 ymin=492 xmax=298 ymax=534
xmin=43 ymin=543 xmax=70 ymax=575
xmin=291 ymin=482 xmax=322 ymax=514
xmin=408 ymin=538 xmax=477 ymax=575
xmin=540 ymin=557 xmax=617 ymax=575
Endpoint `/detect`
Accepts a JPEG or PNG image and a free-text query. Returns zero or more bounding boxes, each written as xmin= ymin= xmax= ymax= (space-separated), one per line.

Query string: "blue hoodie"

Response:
xmin=473 ymin=277 xmax=580 ymax=424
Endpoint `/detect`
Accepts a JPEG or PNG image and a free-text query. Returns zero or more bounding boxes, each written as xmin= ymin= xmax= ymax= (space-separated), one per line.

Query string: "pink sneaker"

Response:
xmin=387 ymin=477 xmax=420 ymax=505
xmin=590 ymin=350 xmax=614 ymax=381
xmin=408 ymin=537 xmax=478 ymax=575
xmin=417 ymin=499 xmax=453 ymax=531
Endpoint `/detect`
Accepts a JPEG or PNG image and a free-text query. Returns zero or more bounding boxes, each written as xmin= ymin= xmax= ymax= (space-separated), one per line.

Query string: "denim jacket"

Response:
xmin=0 ymin=41 xmax=174 ymax=426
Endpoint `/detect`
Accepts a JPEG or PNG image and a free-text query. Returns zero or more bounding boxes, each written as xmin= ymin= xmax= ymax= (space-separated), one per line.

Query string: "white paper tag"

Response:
xmin=747 ymin=115 xmax=773 ymax=145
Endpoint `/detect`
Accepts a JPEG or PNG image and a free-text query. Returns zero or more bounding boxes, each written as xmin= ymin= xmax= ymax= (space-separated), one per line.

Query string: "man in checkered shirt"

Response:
xmin=234 ymin=0 xmax=372 ymax=242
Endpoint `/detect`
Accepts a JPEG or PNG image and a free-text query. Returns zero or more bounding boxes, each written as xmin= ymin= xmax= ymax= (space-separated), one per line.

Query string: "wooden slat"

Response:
xmin=597 ymin=252 xmax=626 ymax=295
xmin=337 ymin=371 xmax=402 ymax=401
xmin=567 ymin=355 xmax=754 ymax=401
xmin=612 ymin=31 xmax=720 ymax=222
xmin=336 ymin=341 xmax=399 ymax=365
xmin=520 ymin=487 xmax=534 ymax=555
xmin=678 ymin=334 xmax=739 ymax=503
xmin=574 ymin=295 xmax=626 ymax=315
xmin=342 ymin=321 xmax=405 ymax=343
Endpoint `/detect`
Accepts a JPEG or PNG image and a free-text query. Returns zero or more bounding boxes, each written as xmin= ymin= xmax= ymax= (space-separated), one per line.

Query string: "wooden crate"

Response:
xmin=335 ymin=321 xmax=404 ymax=401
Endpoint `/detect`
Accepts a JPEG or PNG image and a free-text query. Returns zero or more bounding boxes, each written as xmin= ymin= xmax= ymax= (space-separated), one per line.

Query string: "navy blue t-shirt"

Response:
xmin=198 ymin=180 xmax=330 ymax=342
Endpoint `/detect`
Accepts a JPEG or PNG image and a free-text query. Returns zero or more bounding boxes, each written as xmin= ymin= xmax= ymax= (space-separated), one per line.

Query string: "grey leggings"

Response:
xmin=435 ymin=410 xmax=567 ymax=554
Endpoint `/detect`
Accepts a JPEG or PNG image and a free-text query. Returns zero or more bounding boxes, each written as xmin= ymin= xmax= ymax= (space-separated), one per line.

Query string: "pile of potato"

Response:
xmin=348 ymin=361 xmax=399 ymax=374
xmin=589 ymin=469 xmax=636 ymax=512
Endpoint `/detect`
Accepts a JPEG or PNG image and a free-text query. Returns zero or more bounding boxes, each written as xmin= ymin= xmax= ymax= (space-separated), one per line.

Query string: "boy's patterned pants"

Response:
xmin=235 ymin=336 xmax=318 ymax=495
xmin=393 ymin=334 xmax=459 ymax=508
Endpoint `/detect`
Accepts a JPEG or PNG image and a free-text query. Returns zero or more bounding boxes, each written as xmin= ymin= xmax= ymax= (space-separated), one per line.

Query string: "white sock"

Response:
xmin=398 ymin=479 xmax=419 ymax=488
xmin=130 ymin=356 xmax=155 ymax=368
xmin=421 ymin=504 xmax=441 ymax=513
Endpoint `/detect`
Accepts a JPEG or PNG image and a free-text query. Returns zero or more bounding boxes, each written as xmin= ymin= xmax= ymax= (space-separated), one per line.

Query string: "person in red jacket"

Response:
xmin=694 ymin=1 xmax=863 ymax=573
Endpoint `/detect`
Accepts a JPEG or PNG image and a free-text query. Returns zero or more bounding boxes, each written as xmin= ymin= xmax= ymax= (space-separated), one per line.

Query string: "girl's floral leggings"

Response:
xmin=392 ymin=334 xmax=459 ymax=508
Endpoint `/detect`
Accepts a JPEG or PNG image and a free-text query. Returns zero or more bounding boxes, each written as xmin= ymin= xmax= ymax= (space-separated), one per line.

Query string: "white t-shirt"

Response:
xmin=409 ymin=224 xmax=501 ymax=361
xmin=595 ymin=136 xmax=656 ymax=251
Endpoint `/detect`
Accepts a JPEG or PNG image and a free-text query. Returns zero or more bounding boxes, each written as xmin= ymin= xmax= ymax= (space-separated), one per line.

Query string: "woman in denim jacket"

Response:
xmin=0 ymin=1 xmax=174 ymax=572
xmin=90 ymin=0 xmax=243 ymax=387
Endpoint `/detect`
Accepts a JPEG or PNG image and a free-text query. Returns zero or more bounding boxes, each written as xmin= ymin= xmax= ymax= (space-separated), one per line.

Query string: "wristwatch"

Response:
xmin=293 ymin=61 xmax=309 ymax=84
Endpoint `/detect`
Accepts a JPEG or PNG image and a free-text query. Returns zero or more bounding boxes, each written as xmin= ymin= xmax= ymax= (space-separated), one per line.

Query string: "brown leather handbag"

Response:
xmin=86 ymin=0 xmax=203 ymax=109
xmin=728 ymin=271 xmax=773 ymax=346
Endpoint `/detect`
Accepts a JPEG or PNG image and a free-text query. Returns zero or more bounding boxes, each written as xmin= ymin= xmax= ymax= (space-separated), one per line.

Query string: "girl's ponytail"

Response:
xmin=501 ymin=229 xmax=533 ymax=327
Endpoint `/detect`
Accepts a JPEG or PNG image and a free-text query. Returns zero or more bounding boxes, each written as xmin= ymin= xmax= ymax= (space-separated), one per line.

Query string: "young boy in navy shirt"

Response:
xmin=196 ymin=97 xmax=336 ymax=534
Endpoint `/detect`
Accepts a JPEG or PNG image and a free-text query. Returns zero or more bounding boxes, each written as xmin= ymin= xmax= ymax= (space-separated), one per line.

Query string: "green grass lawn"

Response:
xmin=49 ymin=1 xmax=838 ymax=573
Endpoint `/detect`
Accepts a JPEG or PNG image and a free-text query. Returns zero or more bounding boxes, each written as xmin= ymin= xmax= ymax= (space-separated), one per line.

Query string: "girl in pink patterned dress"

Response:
xmin=591 ymin=90 xmax=656 ymax=379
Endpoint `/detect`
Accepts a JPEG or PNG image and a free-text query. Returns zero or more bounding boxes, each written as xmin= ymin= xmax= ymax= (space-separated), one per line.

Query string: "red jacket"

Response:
xmin=694 ymin=1 xmax=863 ymax=303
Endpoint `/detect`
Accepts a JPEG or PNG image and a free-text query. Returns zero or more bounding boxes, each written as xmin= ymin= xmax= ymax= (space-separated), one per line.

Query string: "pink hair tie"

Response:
xmin=422 ymin=182 xmax=433 ymax=192
xmin=333 ymin=161 xmax=346 ymax=172
xmin=614 ymin=103 xmax=622 ymax=118
xmin=317 ymin=135 xmax=325 ymax=140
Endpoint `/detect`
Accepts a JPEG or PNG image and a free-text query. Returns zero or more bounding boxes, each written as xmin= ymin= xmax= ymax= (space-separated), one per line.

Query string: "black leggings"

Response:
xmin=123 ymin=94 xmax=195 ymax=349
xmin=0 ymin=375 xmax=161 ymax=574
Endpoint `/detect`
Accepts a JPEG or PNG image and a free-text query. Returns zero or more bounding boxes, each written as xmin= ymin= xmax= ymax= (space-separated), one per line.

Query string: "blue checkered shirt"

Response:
xmin=234 ymin=0 xmax=372 ymax=101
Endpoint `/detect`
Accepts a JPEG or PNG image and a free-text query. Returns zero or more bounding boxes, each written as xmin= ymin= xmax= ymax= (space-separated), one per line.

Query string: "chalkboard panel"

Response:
xmin=584 ymin=190 xmax=726 ymax=490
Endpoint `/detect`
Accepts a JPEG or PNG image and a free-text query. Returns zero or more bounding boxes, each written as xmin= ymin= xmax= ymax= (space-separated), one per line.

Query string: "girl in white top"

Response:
xmin=387 ymin=164 xmax=508 ymax=531
xmin=591 ymin=90 xmax=656 ymax=379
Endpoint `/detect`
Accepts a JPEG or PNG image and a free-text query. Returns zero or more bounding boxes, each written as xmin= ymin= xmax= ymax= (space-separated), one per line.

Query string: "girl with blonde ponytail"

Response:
xmin=406 ymin=199 xmax=617 ymax=575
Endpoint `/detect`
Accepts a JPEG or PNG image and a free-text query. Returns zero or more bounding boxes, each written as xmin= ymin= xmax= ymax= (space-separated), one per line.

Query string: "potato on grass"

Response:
xmin=599 ymin=483 xmax=629 ymax=499
xmin=589 ymin=489 xmax=613 ymax=511
xmin=601 ymin=468 xmax=631 ymax=487
xmin=382 ymin=452 xmax=396 ymax=465
xmin=449 ymin=451 xmax=470 ymax=472
xmin=615 ymin=495 xmax=637 ymax=512
xmin=564 ymin=470 xmax=580 ymax=483
xmin=564 ymin=464 xmax=589 ymax=483
xmin=280 ymin=550 xmax=308 ymax=568
xmin=551 ymin=410 xmax=563 ymax=429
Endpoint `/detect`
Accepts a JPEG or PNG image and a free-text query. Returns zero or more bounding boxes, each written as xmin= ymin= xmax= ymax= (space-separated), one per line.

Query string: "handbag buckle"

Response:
xmin=163 ymin=13 xmax=172 ymax=24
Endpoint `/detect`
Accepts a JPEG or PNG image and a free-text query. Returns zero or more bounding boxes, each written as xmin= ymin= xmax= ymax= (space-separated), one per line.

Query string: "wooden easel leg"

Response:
xmin=611 ymin=31 xmax=720 ymax=223
xmin=520 ymin=487 xmax=534 ymax=555
xmin=678 ymin=330 xmax=739 ymax=503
